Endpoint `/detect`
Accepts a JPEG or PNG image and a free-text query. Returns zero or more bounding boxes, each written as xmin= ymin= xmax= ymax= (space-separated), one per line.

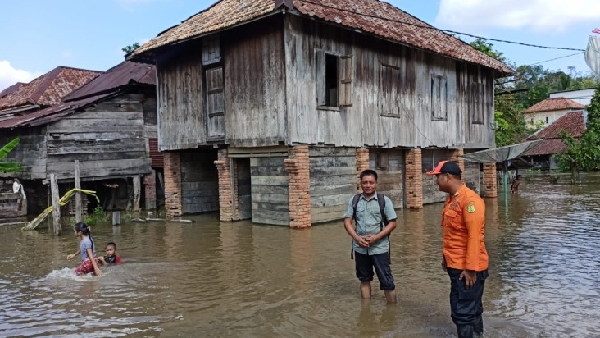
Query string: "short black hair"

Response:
xmin=360 ymin=169 xmax=378 ymax=181
xmin=106 ymin=242 xmax=117 ymax=249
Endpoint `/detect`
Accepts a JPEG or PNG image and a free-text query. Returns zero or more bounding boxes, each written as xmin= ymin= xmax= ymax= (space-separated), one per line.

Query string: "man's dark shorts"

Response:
xmin=354 ymin=251 xmax=395 ymax=290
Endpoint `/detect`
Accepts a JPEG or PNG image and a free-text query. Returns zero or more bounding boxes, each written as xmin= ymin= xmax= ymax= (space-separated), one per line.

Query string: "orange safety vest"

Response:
xmin=441 ymin=185 xmax=489 ymax=271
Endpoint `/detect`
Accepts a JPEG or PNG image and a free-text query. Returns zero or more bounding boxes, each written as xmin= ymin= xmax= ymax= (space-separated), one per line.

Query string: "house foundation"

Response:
xmin=285 ymin=146 xmax=311 ymax=228
xmin=405 ymin=148 xmax=423 ymax=209
xmin=164 ymin=152 xmax=182 ymax=218
xmin=483 ymin=163 xmax=498 ymax=198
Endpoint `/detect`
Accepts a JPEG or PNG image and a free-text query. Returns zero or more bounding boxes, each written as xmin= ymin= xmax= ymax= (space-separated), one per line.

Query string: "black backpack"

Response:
xmin=350 ymin=193 xmax=390 ymax=260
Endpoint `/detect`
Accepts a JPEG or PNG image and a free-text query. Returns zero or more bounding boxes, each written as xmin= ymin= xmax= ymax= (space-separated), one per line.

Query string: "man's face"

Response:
xmin=435 ymin=173 xmax=449 ymax=192
xmin=360 ymin=175 xmax=378 ymax=195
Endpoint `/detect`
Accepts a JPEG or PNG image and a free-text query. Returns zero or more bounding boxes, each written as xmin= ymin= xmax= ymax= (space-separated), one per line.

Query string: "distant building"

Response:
xmin=549 ymin=88 xmax=595 ymax=106
xmin=522 ymin=110 xmax=586 ymax=170
xmin=523 ymin=98 xmax=585 ymax=127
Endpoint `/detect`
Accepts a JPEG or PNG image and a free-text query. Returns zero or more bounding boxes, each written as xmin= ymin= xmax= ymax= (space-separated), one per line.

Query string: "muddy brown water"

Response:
xmin=1 ymin=173 xmax=599 ymax=337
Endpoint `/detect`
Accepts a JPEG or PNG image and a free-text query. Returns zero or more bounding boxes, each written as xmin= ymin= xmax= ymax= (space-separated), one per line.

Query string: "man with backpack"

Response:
xmin=343 ymin=169 xmax=398 ymax=303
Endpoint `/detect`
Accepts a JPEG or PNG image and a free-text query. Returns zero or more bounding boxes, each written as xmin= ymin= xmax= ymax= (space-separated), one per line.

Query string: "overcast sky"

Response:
xmin=0 ymin=0 xmax=598 ymax=90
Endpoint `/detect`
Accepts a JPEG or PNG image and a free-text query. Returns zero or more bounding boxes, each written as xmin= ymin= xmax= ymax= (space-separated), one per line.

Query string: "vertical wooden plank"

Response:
xmin=315 ymin=49 xmax=326 ymax=106
xmin=339 ymin=55 xmax=353 ymax=107
xmin=75 ymin=160 xmax=82 ymax=223
xmin=133 ymin=176 xmax=141 ymax=212
xmin=50 ymin=174 xmax=61 ymax=235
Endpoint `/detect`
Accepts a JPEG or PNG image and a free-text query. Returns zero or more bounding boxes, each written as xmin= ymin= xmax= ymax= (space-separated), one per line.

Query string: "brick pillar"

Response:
xmin=164 ymin=152 xmax=182 ymax=218
xmin=450 ymin=148 xmax=465 ymax=184
xmin=214 ymin=149 xmax=233 ymax=222
xmin=405 ymin=148 xmax=423 ymax=209
xmin=285 ymin=146 xmax=311 ymax=229
xmin=144 ymin=169 xmax=157 ymax=210
xmin=483 ymin=163 xmax=498 ymax=198
xmin=356 ymin=147 xmax=370 ymax=192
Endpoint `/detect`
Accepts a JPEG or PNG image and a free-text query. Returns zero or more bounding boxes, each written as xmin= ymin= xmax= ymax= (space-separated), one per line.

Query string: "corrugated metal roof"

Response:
xmin=522 ymin=139 xmax=568 ymax=156
xmin=524 ymin=98 xmax=586 ymax=113
xmin=0 ymin=67 xmax=102 ymax=111
xmin=64 ymin=61 xmax=156 ymax=102
xmin=130 ymin=0 xmax=512 ymax=74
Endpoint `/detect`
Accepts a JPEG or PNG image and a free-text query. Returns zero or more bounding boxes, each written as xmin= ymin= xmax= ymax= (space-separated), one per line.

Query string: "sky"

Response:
xmin=1 ymin=0 xmax=599 ymax=91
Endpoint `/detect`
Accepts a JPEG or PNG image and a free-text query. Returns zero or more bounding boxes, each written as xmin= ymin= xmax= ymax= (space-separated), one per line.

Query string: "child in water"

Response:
xmin=66 ymin=222 xmax=102 ymax=276
xmin=98 ymin=242 xmax=121 ymax=265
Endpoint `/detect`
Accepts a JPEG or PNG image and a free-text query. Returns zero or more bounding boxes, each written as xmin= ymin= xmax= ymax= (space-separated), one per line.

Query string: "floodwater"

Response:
xmin=1 ymin=173 xmax=600 ymax=338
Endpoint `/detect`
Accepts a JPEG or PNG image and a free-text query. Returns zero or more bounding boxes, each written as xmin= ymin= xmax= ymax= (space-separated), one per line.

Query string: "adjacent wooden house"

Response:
xmin=131 ymin=0 xmax=511 ymax=227
xmin=0 ymin=61 xmax=162 ymax=214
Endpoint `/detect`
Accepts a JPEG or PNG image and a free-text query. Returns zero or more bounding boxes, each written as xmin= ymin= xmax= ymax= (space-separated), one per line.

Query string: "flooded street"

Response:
xmin=1 ymin=173 xmax=600 ymax=337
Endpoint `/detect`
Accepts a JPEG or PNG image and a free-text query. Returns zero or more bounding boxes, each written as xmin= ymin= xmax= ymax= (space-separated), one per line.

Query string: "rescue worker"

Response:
xmin=427 ymin=161 xmax=489 ymax=338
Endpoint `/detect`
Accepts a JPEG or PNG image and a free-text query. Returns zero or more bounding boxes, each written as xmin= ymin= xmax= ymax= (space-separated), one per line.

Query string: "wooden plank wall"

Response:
xmin=0 ymin=129 xmax=47 ymax=180
xmin=223 ymin=16 xmax=287 ymax=147
xmin=45 ymin=94 xmax=152 ymax=180
xmin=464 ymin=161 xmax=481 ymax=195
xmin=284 ymin=16 xmax=495 ymax=149
xmin=250 ymin=157 xmax=289 ymax=226
xmin=369 ymin=149 xmax=404 ymax=209
xmin=309 ymin=147 xmax=356 ymax=223
xmin=421 ymin=149 xmax=453 ymax=204
xmin=157 ymin=42 xmax=206 ymax=151
xmin=180 ymin=150 xmax=219 ymax=214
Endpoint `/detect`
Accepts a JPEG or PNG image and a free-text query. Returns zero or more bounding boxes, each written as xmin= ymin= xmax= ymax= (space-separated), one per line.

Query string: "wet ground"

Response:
xmin=1 ymin=172 xmax=599 ymax=337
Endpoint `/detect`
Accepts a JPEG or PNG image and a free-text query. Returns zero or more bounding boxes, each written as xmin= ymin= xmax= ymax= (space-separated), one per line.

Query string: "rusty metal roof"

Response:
xmin=0 ymin=67 xmax=102 ymax=111
xmin=524 ymin=98 xmax=586 ymax=113
xmin=0 ymin=83 xmax=24 ymax=99
xmin=64 ymin=61 xmax=156 ymax=102
xmin=131 ymin=0 xmax=512 ymax=74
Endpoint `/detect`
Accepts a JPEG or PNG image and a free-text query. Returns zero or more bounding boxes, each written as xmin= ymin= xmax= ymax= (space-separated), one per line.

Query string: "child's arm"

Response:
xmin=98 ymin=256 xmax=107 ymax=266
xmin=66 ymin=250 xmax=80 ymax=260
xmin=87 ymin=248 xmax=102 ymax=276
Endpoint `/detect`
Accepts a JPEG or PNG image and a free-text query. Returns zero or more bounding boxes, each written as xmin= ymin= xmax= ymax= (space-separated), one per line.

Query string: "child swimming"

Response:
xmin=66 ymin=222 xmax=102 ymax=276
xmin=98 ymin=242 xmax=121 ymax=265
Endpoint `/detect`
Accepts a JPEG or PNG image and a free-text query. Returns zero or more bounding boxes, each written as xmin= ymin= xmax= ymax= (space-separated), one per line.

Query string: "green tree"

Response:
xmin=0 ymin=138 xmax=21 ymax=173
xmin=555 ymin=86 xmax=600 ymax=179
xmin=122 ymin=43 xmax=140 ymax=56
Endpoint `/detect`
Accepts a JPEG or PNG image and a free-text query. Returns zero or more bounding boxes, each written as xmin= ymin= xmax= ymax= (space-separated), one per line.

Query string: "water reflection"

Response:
xmin=0 ymin=174 xmax=600 ymax=337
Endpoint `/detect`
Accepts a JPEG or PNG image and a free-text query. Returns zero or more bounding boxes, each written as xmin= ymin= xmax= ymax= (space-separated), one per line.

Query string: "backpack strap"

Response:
xmin=351 ymin=194 xmax=361 ymax=222
xmin=377 ymin=193 xmax=388 ymax=231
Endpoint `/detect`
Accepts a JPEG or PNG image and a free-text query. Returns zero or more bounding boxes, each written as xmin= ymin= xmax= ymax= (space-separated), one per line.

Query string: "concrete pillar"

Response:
xmin=144 ymin=169 xmax=157 ymax=210
xmin=164 ymin=152 xmax=182 ymax=217
xmin=214 ymin=149 xmax=233 ymax=222
xmin=405 ymin=148 xmax=423 ymax=209
xmin=483 ymin=163 xmax=498 ymax=198
xmin=284 ymin=145 xmax=311 ymax=229
xmin=356 ymin=147 xmax=370 ymax=192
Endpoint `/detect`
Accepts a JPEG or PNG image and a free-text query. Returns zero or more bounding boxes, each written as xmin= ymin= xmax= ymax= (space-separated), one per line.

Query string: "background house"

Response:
xmin=522 ymin=110 xmax=586 ymax=170
xmin=131 ymin=0 xmax=510 ymax=226
xmin=523 ymin=97 xmax=585 ymax=127
xmin=550 ymin=88 xmax=595 ymax=106
xmin=0 ymin=61 xmax=162 ymax=214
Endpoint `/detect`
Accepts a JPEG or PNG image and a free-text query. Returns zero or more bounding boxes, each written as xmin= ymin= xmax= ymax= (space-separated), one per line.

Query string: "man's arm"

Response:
xmin=464 ymin=199 xmax=485 ymax=271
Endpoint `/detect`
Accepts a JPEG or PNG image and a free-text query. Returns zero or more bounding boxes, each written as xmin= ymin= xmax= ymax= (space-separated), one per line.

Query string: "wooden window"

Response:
xmin=431 ymin=74 xmax=448 ymax=121
xmin=380 ymin=64 xmax=402 ymax=117
xmin=202 ymin=34 xmax=221 ymax=66
xmin=470 ymin=81 xmax=485 ymax=124
xmin=316 ymin=50 xmax=353 ymax=108
xmin=205 ymin=66 xmax=225 ymax=138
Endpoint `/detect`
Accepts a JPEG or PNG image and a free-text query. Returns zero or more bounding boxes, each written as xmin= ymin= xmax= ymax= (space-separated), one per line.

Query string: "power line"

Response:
xmin=300 ymin=0 xmax=586 ymax=52
xmin=529 ymin=52 xmax=584 ymax=65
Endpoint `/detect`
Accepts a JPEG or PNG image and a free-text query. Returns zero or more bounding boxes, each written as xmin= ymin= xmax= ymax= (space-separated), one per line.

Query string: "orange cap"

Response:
xmin=426 ymin=161 xmax=461 ymax=176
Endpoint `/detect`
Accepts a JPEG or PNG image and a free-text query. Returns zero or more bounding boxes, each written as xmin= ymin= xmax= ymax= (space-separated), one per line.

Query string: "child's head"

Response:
xmin=105 ymin=242 xmax=117 ymax=257
xmin=74 ymin=222 xmax=90 ymax=236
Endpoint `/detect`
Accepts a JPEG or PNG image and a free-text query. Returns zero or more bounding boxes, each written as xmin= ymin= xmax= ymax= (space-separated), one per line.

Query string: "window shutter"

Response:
xmin=315 ymin=49 xmax=326 ymax=107
xmin=339 ymin=55 xmax=353 ymax=107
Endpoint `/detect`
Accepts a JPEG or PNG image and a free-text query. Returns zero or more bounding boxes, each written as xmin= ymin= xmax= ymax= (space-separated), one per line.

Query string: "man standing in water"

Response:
xmin=343 ymin=170 xmax=398 ymax=304
xmin=427 ymin=161 xmax=489 ymax=338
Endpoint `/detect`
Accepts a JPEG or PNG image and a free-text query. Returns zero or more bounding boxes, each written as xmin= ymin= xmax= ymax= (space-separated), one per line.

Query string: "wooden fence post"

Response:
xmin=75 ymin=160 xmax=82 ymax=223
xmin=50 ymin=174 xmax=61 ymax=235
xmin=133 ymin=175 xmax=141 ymax=212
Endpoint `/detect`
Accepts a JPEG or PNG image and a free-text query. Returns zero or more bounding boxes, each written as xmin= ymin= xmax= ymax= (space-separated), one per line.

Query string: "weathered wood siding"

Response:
xmin=0 ymin=129 xmax=47 ymax=180
xmin=369 ymin=149 xmax=404 ymax=209
xmin=223 ymin=17 xmax=287 ymax=147
xmin=251 ymin=157 xmax=289 ymax=226
xmin=45 ymin=94 xmax=152 ymax=180
xmin=284 ymin=16 xmax=495 ymax=149
xmin=309 ymin=147 xmax=356 ymax=223
xmin=180 ymin=150 xmax=219 ymax=214
xmin=421 ymin=149 xmax=453 ymax=204
xmin=157 ymin=42 xmax=206 ymax=151
xmin=236 ymin=159 xmax=252 ymax=220
xmin=464 ymin=161 xmax=481 ymax=195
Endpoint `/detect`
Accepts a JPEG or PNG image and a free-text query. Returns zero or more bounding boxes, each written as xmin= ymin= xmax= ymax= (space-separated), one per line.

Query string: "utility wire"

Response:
xmin=529 ymin=52 xmax=585 ymax=65
xmin=300 ymin=0 xmax=586 ymax=52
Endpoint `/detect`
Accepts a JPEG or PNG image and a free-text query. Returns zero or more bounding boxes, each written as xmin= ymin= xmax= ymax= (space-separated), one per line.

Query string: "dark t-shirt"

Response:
xmin=103 ymin=255 xmax=121 ymax=264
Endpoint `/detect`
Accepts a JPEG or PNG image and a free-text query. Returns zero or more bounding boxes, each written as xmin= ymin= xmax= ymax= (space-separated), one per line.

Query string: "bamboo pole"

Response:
xmin=50 ymin=174 xmax=61 ymax=235
xmin=75 ymin=160 xmax=82 ymax=223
